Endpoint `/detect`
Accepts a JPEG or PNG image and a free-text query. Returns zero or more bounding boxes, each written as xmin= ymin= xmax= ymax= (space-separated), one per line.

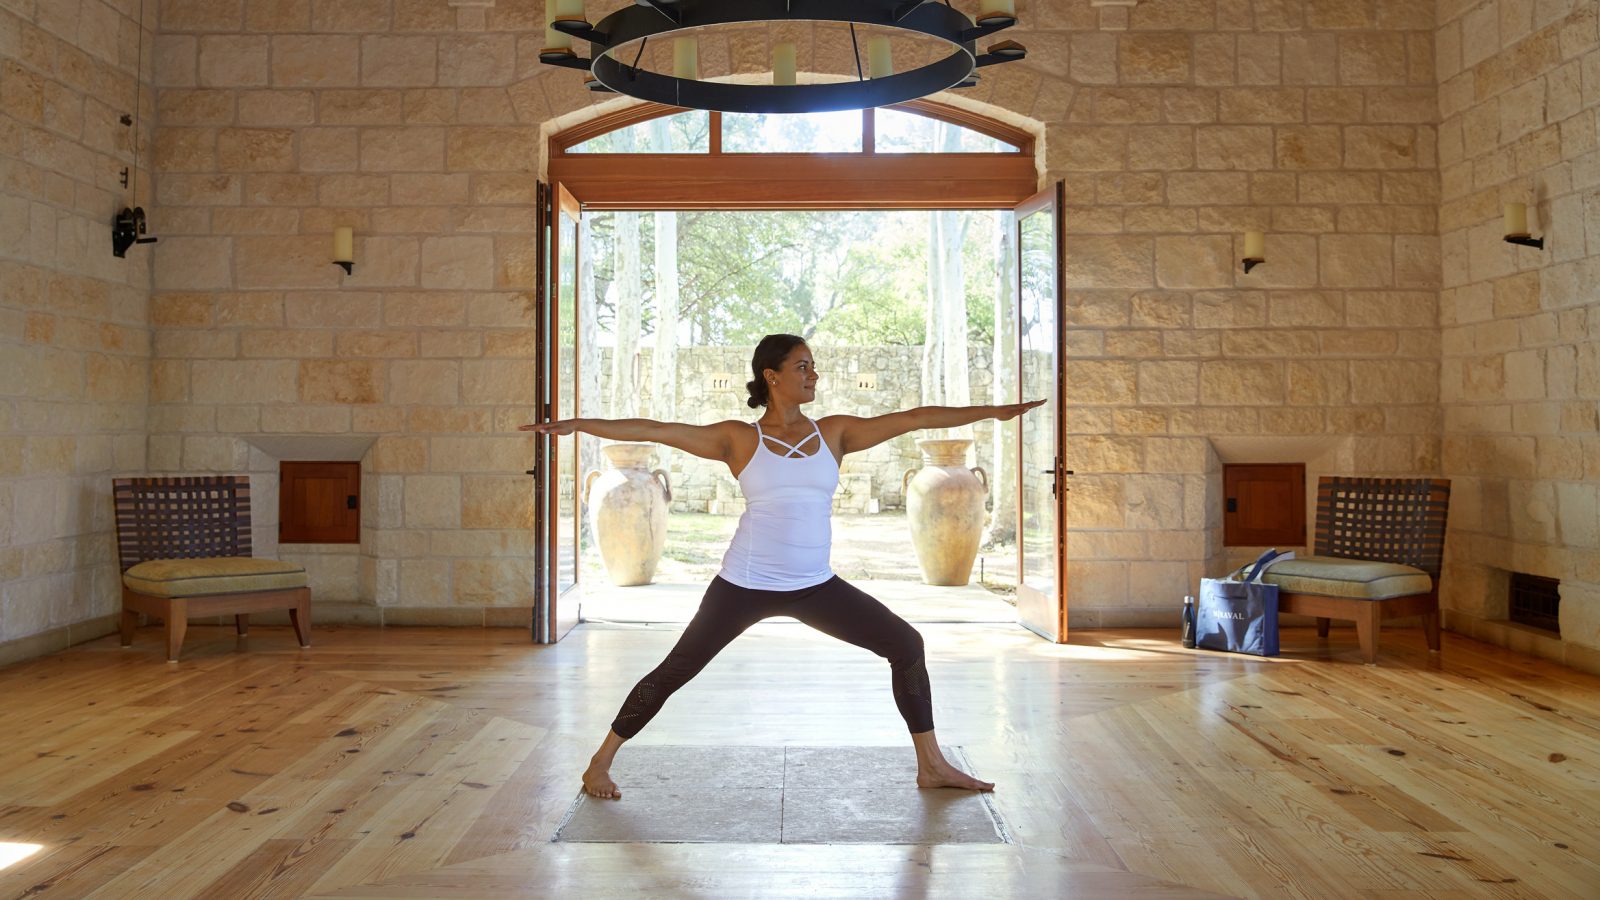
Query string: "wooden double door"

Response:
xmin=529 ymin=183 xmax=1069 ymax=644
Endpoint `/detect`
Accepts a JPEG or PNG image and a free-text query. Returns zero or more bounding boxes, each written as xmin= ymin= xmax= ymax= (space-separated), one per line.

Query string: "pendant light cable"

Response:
xmin=129 ymin=0 xmax=145 ymax=207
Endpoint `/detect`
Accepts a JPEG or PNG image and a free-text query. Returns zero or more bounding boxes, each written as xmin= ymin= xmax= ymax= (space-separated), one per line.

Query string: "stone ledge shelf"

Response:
xmin=244 ymin=435 xmax=377 ymax=463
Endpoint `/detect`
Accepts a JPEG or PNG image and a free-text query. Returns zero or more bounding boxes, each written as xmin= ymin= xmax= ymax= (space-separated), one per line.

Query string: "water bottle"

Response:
xmin=1181 ymin=595 xmax=1196 ymax=648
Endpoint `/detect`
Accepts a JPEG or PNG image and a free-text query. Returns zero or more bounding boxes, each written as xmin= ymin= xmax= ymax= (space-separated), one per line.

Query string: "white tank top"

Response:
xmin=717 ymin=418 xmax=839 ymax=591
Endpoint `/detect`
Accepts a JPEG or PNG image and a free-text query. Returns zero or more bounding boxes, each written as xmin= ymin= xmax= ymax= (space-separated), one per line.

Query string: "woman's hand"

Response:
xmin=519 ymin=419 xmax=578 ymax=436
xmin=994 ymin=399 xmax=1047 ymax=421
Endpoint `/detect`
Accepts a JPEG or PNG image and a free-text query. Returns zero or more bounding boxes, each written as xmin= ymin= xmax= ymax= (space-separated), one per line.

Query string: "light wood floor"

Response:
xmin=1 ymin=620 xmax=1598 ymax=898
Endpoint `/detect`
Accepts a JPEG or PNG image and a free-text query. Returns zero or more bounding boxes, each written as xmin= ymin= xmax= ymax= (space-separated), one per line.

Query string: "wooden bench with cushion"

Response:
xmin=114 ymin=475 xmax=311 ymax=662
xmin=1261 ymin=477 xmax=1450 ymax=666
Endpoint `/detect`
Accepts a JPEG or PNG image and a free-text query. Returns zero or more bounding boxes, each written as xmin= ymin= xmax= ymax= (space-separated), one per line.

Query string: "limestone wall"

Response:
xmin=1434 ymin=0 xmax=1600 ymax=668
xmin=128 ymin=0 xmax=1448 ymax=630
xmin=0 ymin=1 xmax=155 ymax=664
xmin=143 ymin=0 xmax=553 ymax=624
xmin=1044 ymin=1 xmax=1443 ymax=625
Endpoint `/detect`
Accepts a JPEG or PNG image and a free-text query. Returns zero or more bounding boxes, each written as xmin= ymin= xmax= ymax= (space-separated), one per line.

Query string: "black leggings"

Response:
xmin=610 ymin=575 xmax=933 ymax=738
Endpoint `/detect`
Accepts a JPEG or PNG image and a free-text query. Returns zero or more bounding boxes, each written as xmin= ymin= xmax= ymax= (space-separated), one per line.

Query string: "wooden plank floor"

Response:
xmin=0 ymin=622 xmax=1598 ymax=898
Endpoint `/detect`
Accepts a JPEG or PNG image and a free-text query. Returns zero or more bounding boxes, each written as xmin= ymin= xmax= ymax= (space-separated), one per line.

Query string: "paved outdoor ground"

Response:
xmin=581 ymin=512 xmax=1019 ymax=625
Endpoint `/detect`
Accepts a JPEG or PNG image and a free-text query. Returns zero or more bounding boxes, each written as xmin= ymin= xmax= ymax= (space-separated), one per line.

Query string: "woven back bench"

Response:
xmin=114 ymin=475 xmax=311 ymax=662
xmin=1257 ymin=477 xmax=1450 ymax=665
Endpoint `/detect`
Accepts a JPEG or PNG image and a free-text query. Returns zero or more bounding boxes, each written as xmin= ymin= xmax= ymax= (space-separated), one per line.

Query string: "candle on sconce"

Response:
xmin=543 ymin=0 xmax=572 ymax=52
xmin=1503 ymin=202 xmax=1529 ymax=237
xmin=333 ymin=226 xmax=353 ymax=262
xmin=772 ymin=42 xmax=797 ymax=86
xmin=674 ymin=37 xmax=699 ymax=79
xmin=1243 ymin=230 xmax=1265 ymax=260
xmin=332 ymin=226 xmax=353 ymax=274
xmin=867 ymin=37 xmax=893 ymax=78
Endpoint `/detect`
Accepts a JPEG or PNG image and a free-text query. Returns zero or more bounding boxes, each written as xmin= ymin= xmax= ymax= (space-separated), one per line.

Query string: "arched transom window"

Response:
xmin=548 ymin=101 xmax=1038 ymax=210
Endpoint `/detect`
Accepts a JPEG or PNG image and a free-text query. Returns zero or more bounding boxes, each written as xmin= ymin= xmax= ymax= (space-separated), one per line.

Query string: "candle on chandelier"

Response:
xmin=984 ymin=0 xmax=1017 ymax=18
xmin=543 ymin=0 xmax=572 ymax=52
xmin=554 ymin=0 xmax=584 ymax=23
xmin=674 ymin=37 xmax=699 ymax=79
xmin=772 ymin=42 xmax=797 ymax=86
xmin=867 ymin=37 xmax=893 ymax=79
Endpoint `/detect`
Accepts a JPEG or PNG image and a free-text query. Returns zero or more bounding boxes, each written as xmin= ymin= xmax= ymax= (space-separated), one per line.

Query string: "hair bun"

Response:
xmin=745 ymin=378 xmax=764 ymax=409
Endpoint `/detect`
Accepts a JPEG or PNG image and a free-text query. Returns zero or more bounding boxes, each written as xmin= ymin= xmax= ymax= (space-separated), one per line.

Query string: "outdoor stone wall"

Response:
xmin=0 ymin=0 xmax=154 ymax=664
xmin=1434 ymin=0 xmax=1600 ymax=669
xmin=595 ymin=345 xmax=1006 ymax=515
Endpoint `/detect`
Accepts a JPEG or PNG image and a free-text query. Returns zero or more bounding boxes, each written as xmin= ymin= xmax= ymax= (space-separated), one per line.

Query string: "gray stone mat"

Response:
xmin=554 ymin=746 xmax=1007 ymax=845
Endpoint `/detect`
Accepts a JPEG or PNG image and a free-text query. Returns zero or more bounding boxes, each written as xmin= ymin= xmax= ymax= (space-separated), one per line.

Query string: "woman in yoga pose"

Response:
xmin=521 ymin=334 xmax=1043 ymax=799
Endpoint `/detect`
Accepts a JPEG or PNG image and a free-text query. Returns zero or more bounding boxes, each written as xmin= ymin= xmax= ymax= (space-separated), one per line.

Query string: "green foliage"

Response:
xmin=586 ymin=208 xmax=1008 ymax=349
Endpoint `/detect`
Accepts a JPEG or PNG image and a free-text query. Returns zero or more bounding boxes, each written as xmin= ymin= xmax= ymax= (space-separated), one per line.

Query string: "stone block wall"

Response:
xmin=143 ymin=0 xmax=554 ymax=624
xmin=39 ymin=2 xmax=1600 ymax=662
xmin=1034 ymin=1 xmax=1444 ymax=625
xmin=1435 ymin=0 xmax=1600 ymax=666
xmin=0 ymin=0 xmax=154 ymax=664
xmin=128 ymin=0 xmax=1447 ymax=630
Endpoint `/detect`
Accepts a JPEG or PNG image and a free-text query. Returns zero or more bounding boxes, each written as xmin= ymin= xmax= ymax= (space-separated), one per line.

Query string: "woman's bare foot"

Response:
xmin=581 ymin=729 xmax=627 ymax=800
xmin=916 ymin=761 xmax=995 ymax=792
xmin=582 ymin=760 xmax=621 ymax=799
xmin=909 ymin=729 xmax=993 ymax=792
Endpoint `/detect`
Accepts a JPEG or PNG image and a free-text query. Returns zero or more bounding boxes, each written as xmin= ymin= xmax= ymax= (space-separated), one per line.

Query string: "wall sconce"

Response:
xmin=112 ymin=206 xmax=157 ymax=257
xmin=1503 ymin=202 xmax=1543 ymax=250
xmin=332 ymin=226 xmax=353 ymax=275
xmin=1241 ymin=230 xmax=1265 ymax=274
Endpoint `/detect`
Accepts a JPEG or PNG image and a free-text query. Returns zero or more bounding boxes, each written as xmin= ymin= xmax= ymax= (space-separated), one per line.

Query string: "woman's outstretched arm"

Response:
xmin=519 ymin=417 xmax=740 ymax=464
xmin=828 ymin=400 xmax=1046 ymax=455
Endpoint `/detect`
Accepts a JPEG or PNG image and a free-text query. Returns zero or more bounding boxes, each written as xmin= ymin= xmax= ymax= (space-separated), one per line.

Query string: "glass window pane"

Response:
xmin=874 ymin=108 xmax=1018 ymax=153
xmin=557 ymin=213 xmax=579 ymax=596
xmin=722 ymin=110 xmax=864 ymax=153
xmin=567 ymin=110 xmax=711 ymax=153
xmin=1018 ymin=205 xmax=1056 ymax=599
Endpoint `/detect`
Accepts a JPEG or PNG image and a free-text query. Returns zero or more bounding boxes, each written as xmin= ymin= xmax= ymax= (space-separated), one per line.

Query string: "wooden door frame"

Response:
xmin=546 ymin=100 xmax=1039 ymax=210
xmin=539 ymin=103 xmax=1058 ymax=640
xmin=535 ymin=183 xmax=584 ymax=644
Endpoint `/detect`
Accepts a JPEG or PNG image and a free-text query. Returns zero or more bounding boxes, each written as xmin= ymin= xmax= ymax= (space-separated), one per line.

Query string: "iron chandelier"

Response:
xmin=539 ymin=0 xmax=1028 ymax=114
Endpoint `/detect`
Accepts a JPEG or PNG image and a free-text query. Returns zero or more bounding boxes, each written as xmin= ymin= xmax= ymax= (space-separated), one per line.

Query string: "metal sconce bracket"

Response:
xmin=1242 ymin=258 xmax=1263 ymax=274
xmin=1504 ymin=235 xmax=1544 ymax=250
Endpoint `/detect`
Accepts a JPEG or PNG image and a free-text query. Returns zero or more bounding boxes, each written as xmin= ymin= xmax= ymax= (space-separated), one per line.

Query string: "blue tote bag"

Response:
xmin=1196 ymin=549 xmax=1291 ymax=657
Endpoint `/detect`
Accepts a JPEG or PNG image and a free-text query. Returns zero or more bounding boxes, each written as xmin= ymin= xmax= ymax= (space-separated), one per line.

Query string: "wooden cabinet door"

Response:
xmin=1223 ymin=463 xmax=1306 ymax=547
xmin=280 ymin=461 xmax=360 ymax=544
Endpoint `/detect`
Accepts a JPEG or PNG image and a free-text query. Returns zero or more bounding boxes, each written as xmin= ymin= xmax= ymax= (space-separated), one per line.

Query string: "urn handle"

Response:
xmin=652 ymin=468 xmax=673 ymax=502
xmin=902 ymin=467 xmax=917 ymax=494
xmin=971 ymin=466 xmax=988 ymax=493
xmin=582 ymin=469 xmax=601 ymax=506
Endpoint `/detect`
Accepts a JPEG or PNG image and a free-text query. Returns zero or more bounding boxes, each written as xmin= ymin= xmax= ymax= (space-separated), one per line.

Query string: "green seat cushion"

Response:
xmin=1260 ymin=555 xmax=1431 ymax=600
xmin=123 ymin=557 xmax=307 ymax=598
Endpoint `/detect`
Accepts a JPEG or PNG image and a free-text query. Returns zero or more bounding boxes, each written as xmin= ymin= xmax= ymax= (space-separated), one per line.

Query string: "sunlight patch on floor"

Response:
xmin=0 ymin=842 xmax=43 ymax=871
